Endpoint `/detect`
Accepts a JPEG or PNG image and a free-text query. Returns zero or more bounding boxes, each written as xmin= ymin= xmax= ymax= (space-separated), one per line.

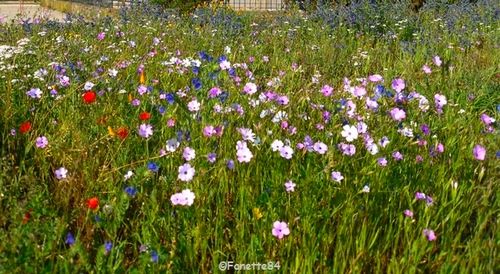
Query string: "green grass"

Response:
xmin=0 ymin=3 xmax=499 ymax=273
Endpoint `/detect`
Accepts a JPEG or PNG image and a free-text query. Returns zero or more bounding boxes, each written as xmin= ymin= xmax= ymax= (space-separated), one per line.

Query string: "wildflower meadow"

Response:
xmin=0 ymin=1 xmax=499 ymax=272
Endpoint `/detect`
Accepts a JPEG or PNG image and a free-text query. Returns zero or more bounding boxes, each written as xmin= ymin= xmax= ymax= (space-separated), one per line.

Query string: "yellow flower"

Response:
xmin=107 ymin=126 xmax=115 ymax=137
xmin=252 ymin=208 xmax=263 ymax=220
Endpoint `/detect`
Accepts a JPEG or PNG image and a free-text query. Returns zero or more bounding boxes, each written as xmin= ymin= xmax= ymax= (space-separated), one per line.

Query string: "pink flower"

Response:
xmin=331 ymin=171 xmax=344 ymax=182
xmin=243 ymin=82 xmax=257 ymax=95
xmin=368 ymin=74 xmax=383 ymax=82
xmin=321 ymin=85 xmax=333 ymax=96
xmin=423 ymin=229 xmax=437 ymax=241
xmin=272 ymin=221 xmax=290 ymax=239
xmin=434 ymin=94 xmax=447 ymax=109
xmin=138 ymin=124 xmax=153 ymax=138
xmin=403 ymin=210 xmax=413 ymax=218
xmin=284 ymin=180 xmax=296 ymax=192
xmin=353 ymin=86 xmax=366 ymax=97
xmin=422 ymin=64 xmax=432 ymax=74
xmin=473 ymin=144 xmax=486 ymax=160
xmin=203 ymin=125 xmax=215 ymax=137
xmin=208 ymin=87 xmax=222 ymax=98
xmin=35 ymin=136 xmax=48 ymax=148
xmin=97 ymin=32 xmax=105 ymax=40
xmin=391 ymin=78 xmax=405 ymax=92
xmin=432 ymin=56 xmax=442 ymax=67
xmin=480 ymin=114 xmax=495 ymax=126
xmin=390 ymin=108 xmax=406 ymax=121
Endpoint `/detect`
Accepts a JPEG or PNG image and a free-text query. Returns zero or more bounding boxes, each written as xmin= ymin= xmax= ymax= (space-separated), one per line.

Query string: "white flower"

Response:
xmin=271 ymin=140 xmax=284 ymax=152
xmin=124 ymin=170 xmax=134 ymax=180
xmin=237 ymin=147 xmax=253 ymax=163
xmin=341 ymin=125 xmax=358 ymax=142
xmin=238 ymin=128 xmax=256 ymax=143
xmin=313 ymin=142 xmax=328 ymax=154
xmin=187 ymin=99 xmax=200 ymax=112
xmin=84 ymin=81 xmax=94 ymax=91
xmin=279 ymin=146 xmax=294 ymax=160
xmin=178 ymin=163 xmax=195 ymax=182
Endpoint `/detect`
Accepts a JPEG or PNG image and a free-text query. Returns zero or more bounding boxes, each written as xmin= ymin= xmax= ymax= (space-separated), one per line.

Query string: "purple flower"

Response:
xmin=423 ymin=229 xmax=437 ymax=241
xmin=313 ymin=142 xmax=328 ymax=154
xmin=425 ymin=196 xmax=434 ymax=206
xmin=415 ymin=192 xmax=426 ymax=200
xmin=137 ymin=85 xmax=148 ymax=96
xmin=331 ymin=171 xmax=344 ymax=182
xmin=473 ymin=145 xmax=486 ymax=160
xmin=377 ymin=157 xmax=388 ymax=166
xmin=138 ymin=124 xmax=153 ymax=138
xmin=131 ymin=99 xmax=141 ymax=106
xmin=36 ymin=136 xmax=48 ymax=148
xmin=178 ymin=163 xmax=195 ymax=182
xmin=207 ymin=153 xmax=217 ymax=163
xmin=54 ymin=167 xmax=68 ymax=180
xmin=272 ymin=221 xmax=290 ymax=239
xmin=390 ymin=108 xmax=406 ymax=121
xmin=391 ymin=78 xmax=405 ymax=92
xmin=421 ymin=124 xmax=430 ymax=135
xmin=26 ymin=88 xmax=42 ymax=99
xmin=340 ymin=143 xmax=356 ymax=156
xmin=284 ymin=180 xmax=296 ymax=192
xmin=392 ymin=151 xmax=403 ymax=161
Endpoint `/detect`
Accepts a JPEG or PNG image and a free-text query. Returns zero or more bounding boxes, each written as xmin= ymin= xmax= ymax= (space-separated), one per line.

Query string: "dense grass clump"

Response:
xmin=0 ymin=1 xmax=499 ymax=273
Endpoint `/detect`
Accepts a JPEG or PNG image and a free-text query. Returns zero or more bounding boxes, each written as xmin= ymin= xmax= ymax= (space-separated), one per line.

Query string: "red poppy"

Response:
xmin=116 ymin=127 xmax=129 ymax=140
xmin=87 ymin=197 xmax=99 ymax=210
xmin=19 ymin=121 xmax=32 ymax=134
xmin=139 ymin=112 xmax=151 ymax=121
xmin=83 ymin=91 xmax=96 ymax=104
xmin=22 ymin=210 xmax=31 ymax=224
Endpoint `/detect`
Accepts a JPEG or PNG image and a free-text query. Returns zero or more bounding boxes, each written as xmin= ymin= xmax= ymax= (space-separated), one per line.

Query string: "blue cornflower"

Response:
xmin=158 ymin=106 xmax=166 ymax=115
xmin=147 ymin=162 xmax=159 ymax=173
xmin=192 ymin=66 xmax=199 ymax=75
xmin=191 ymin=78 xmax=202 ymax=90
xmin=166 ymin=93 xmax=175 ymax=105
xmin=150 ymin=250 xmax=159 ymax=263
xmin=226 ymin=159 xmax=235 ymax=170
xmin=228 ymin=67 xmax=236 ymax=77
xmin=104 ymin=241 xmax=112 ymax=254
xmin=65 ymin=232 xmax=75 ymax=246
xmin=218 ymin=91 xmax=229 ymax=103
xmin=218 ymin=55 xmax=227 ymax=62
xmin=207 ymin=153 xmax=217 ymax=163
xmin=124 ymin=186 xmax=137 ymax=197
